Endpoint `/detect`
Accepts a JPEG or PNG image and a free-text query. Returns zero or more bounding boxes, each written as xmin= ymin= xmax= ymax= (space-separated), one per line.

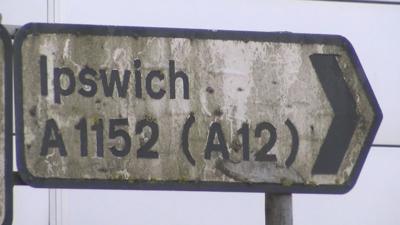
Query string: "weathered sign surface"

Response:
xmin=14 ymin=23 xmax=382 ymax=193
xmin=0 ymin=25 xmax=13 ymax=225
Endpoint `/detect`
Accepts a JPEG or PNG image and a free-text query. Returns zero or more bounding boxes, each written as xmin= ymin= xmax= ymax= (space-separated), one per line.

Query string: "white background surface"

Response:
xmin=1 ymin=0 xmax=400 ymax=224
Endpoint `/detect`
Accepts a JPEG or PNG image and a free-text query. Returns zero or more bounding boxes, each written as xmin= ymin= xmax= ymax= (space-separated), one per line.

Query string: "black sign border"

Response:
xmin=14 ymin=23 xmax=383 ymax=194
xmin=0 ymin=24 xmax=13 ymax=225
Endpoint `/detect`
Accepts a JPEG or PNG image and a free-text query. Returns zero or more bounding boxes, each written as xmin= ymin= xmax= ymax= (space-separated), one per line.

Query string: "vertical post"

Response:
xmin=265 ymin=193 xmax=293 ymax=225
xmin=47 ymin=0 xmax=56 ymax=23
xmin=47 ymin=1 xmax=62 ymax=225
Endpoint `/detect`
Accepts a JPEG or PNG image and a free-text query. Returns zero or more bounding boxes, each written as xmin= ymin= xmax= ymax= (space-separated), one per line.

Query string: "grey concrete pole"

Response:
xmin=265 ymin=193 xmax=293 ymax=225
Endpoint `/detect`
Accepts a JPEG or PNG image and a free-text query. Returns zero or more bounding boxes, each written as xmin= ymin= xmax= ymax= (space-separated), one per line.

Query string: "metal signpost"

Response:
xmin=0 ymin=24 xmax=13 ymax=225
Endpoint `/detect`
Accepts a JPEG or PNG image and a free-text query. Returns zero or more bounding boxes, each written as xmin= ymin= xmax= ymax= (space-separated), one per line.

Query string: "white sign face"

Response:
xmin=14 ymin=23 xmax=381 ymax=193
xmin=0 ymin=25 xmax=13 ymax=225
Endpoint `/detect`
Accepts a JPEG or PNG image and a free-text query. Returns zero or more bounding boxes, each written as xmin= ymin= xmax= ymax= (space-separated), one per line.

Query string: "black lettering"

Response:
xmin=53 ymin=67 xmax=75 ymax=104
xmin=100 ymin=69 xmax=130 ymax=97
xmin=40 ymin=55 xmax=48 ymax=96
xmin=78 ymin=67 xmax=98 ymax=97
xmin=169 ymin=60 xmax=189 ymax=99
xmin=41 ymin=119 xmax=67 ymax=156
xmin=285 ymin=119 xmax=299 ymax=168
xmin=182 ymin=113 xmax=196 ymax=166
xmin=134 ymin=59 xmax=142 ymax=98
xmin=237 ymin=123 xmax=250 ymax=161
xmin=254 ymin=122 xmax=277 ymax=162
xmin=91 ymin=119 xmax=104 ymax=157
xmin=205 ymin=122 xmax=229 ymax=160
xmin=146 ymin=71 xmax=165 ymax=99
xmin=74 ymin=118 xmax=88 ymax=157
xmin=109 ymin=118 xmax=131 ymax=157
xmin=136 ymin=119 xmax=159 ymax=158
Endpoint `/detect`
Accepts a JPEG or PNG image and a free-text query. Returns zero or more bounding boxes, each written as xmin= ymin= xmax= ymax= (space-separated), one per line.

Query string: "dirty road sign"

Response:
xmin=0 ymin=25 xmax=13 ymax=225
xmin=14 ymin=23 xmax=382 ymax=193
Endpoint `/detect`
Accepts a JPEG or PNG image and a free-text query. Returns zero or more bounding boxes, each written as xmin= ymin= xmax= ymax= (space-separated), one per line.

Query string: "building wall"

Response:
xmin=2 ymin=0 xmax=400 ymax=224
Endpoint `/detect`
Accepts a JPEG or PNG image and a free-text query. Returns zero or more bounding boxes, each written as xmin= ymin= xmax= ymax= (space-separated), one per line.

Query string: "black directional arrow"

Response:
xmin=310 ymin=54 xmax=359 ymax=175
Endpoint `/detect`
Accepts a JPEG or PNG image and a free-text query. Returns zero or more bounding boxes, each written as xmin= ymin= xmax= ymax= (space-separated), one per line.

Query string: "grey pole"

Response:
xmin=265 ymin=193 xmax=293 ymax=225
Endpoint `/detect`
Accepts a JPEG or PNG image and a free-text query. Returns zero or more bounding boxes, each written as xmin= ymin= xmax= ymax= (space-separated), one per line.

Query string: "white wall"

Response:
xmin=1 ymin=0 xmax=400 ymax=224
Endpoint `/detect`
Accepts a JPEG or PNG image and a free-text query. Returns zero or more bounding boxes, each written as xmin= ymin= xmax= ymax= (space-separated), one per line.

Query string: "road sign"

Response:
xmin=14 ymin=23 xmax=382 ymax=193
xmin=0 ymin=24 xmax=13 ymax=225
